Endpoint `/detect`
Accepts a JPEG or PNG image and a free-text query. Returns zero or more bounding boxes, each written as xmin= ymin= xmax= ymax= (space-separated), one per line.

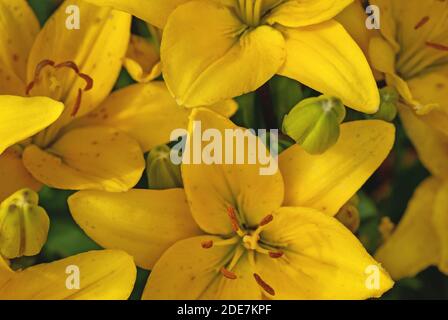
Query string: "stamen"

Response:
xmin=71 ymin=88 xmax=83 ymax=116
xmin=26 ymin=59 xmax=95 ymax=117
xmin=227 ymin=207 xmax=241 ymax=233
xmin=414 ymin=16 xmax=430 ymax=30
xmin=268 ymin=251 xmax=284 ymax=259
xmin=201 ymin=236 xmax=239 ymax=249
xmin=426 ymin=41 xmax=448 ymax=51
xmin=55 ymin=61 xmax=80 ymax=73
xmin=79 ymin=73 xmax=94 ymax=91
xmin=253 ymin=273 xmax=275 ymax=296
xmin=220 ymin=267 xmax=237 ymax=280
xmin=201 ymin=240 xmax=213 ymax=249
xmin=259 ymin=214 xmax=273 ymax=227
xmin=26 ymin=59 xmax=55 ymax=95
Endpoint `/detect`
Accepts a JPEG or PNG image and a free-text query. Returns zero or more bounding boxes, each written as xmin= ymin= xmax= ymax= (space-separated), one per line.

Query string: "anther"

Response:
xmin=26 ymin=59 xmax=55 ymax=95
xmin=268 ymin=251 xmax=284 ymax=259
xmin=79 ymin=73 xmax=94 ymax=91
xmin=55 ymin=61 xmax=80 ymax=73
xmin=201 ymin=240 xmax=213 ymax=249
xmin=227 ymin=207 xmax=241 ymax=232
xmin=71 ymin=88 xmax=83 ymax=116
xmin=426 ymin=41 xmax=448 ymax=51
xmin=220 ymin=267 xmax=237 ymax=280
xmin=259 ymin=214 xmax=273 ymax=227
xmin=253 ymin=273 xmax=275 ymax=296
xmin=414 ymin=16 xmax=430 ymax=30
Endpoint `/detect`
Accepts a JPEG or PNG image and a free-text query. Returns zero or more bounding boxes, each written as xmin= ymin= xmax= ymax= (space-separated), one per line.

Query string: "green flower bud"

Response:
xmin=0 ymin=189 xmax=49 ymax=259
xmin=369 ymin=87 xmax=398 ymax=122
xmin=147 ymin=145 xmax=183 ymax=189
xmin=282 ymin=95 xmax=346 ymax=155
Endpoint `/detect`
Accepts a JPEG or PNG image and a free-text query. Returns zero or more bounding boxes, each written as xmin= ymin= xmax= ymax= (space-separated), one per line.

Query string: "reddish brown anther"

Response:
xmin=79 ymin=73 xmax=94 ymax=91
xmin=55 ymin=61 xmax=80 ymax=73
xmin=414 ymin=16 xmax=430 ymax=29
xmin=71 ymin=88 xmax=83 ymax=116
xmin=227 ymin=207 xmax=240 ymax=232
xmin=201 ymin=240 xmax=213 ymax=249
xmin=259 ymin=214 xmax=274 ymax=227
xmin=220 ymin=267 xmax=237 ymax=280
xmin=26 ymin=59 xmax=56 ymax=95
xmin=268 ymin=251 xmax=284 ymax=259
xmin=426 ymin=41 xmax=448 ymax=51
xmin=253 ymin=273 xmax=275 ymax=296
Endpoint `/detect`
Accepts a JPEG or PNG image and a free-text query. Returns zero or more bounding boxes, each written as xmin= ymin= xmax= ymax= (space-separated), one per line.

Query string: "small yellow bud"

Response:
xmin=282 ymin=95 xmax=346 ymax=154
xmin=0 ymin=189 xmax=49 ymax=259
xmin=147 ymin=145 xmax=183 ymax=189
xmin=369 ymin=87 xmax=398 ymax=122
xmin=379 ymin=216 xmax=395 ymax=243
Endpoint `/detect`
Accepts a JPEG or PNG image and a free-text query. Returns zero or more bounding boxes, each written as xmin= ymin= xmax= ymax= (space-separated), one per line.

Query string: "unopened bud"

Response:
xmin=369 ymin=87 xmax=398 ymax=122
xmin=0 ymin=189 xmax=49 ymax=259
xmin=282 ymin=95 xmax=346 ymax=154
xmin=147 ymin=145 xmax=183 ymax=189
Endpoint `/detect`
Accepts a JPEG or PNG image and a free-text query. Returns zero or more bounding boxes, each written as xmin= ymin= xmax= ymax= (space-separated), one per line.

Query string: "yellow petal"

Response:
xmin=182 ymin=108 xmax=284 ymax=235
xmin=266 ymin=0 xmax=352 ymax=28
xmin=407 ymin=66 xmax=448 ymax=136
xmin=0 ymin=148 xmax=41 ymax=202
xmin=67 ymin=82 xmax=237 ymax=152
xmin=257 ymin=207 xmax=393 ymax=299
xmin=280 ymin=120 xmax=395 ymax=216
xmin=0 ymin=96 xmax=63 ymax=154
xmin=278 ymin=20 xmax=379 ymax=113
xmin=124 ymin=35 xmax=161 ymax=83
xmin=22 ymin=126 xmax=144 ymax=192
xmin=433 ymin=181 xmax=448 ymax=274
xmin=27 ymin=0 xmax=131 ymax=143
xmin=82 ymin=0 xmax=189 ymax=28
xmin=0 ymin=250 xmax=136 ymax=300
xmin=0 ymin=0 xmax=39 ymax=95
xmin=161 ymin=0 xmax=285 ymax=107
xmin=398 ymin=104 xmax=448 ymax=177
xmin=375 ymin=178 xmax=442 ymax=280
xmin=142 ymin=236 xmax=261 ymax=300
xmin=68 ymin=189 xmax=202 ymax=269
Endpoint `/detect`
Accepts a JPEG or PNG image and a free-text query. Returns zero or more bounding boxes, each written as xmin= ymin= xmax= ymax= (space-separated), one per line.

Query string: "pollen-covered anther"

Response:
xmin=268 ymin=251 xmax=284 ymax=259
xmin=426 ymin=41 xmax=448 ymax=51
xmin=201 ymin=240 xmax=213 ymax=249
xmin=253 ymin=273 xmax=275 ymax=296
xmin=227 ymin=207 xmax=241 ymax=232
xmin=414 ymin=16 xmax=430 ymax=30
xmin=259 ymin=214 xmax=274 ymax=227
xmin=220 ymin=267 xmax=237 ymax=280
xmin=26 ymin=59 xmax=94 ymax=117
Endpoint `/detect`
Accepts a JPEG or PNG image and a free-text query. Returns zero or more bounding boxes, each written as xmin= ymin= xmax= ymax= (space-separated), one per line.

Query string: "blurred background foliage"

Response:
xmin=22 ymin=0 xmax=448 ymax=299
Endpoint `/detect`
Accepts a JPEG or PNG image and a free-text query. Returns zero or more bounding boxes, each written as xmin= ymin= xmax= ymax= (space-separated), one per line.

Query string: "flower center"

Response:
xmin=237 ymin=0 xmax=264 ymax=26
xmin=200 ymin=206 xmax=283 ymax=297
xmin=26 ymin=60 xmax=93 ymax=117
xmin=25 ymin=60 xmax=94 ymax=147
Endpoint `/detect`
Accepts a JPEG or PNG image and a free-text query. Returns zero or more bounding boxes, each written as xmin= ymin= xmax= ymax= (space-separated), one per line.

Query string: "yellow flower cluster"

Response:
xmin=0 ymin=0 xmax=446 ymax=300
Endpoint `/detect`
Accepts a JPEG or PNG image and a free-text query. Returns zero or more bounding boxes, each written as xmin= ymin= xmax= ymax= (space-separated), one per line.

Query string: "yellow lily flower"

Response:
xmin=336 ymin=0 xmax=448 ymax=280
xmin=366 ymin=0 xmax=448 ymax=134
xmin=0 ymin=250 xmax=136 ymax=299
xmin=83 ymin=0 xmax=380 ymax=113
xmin=375 ymin=105 xmax=448 ymax=280
xmin=124 ymin=28 xmax=162 ymax=83
xmin=0 ymin=0 xmax=146 ymax=197
xmin=69 ymin=108 xmax=395 ymax=299
xmin=0 ymin=188 xmax=136 ymax=300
